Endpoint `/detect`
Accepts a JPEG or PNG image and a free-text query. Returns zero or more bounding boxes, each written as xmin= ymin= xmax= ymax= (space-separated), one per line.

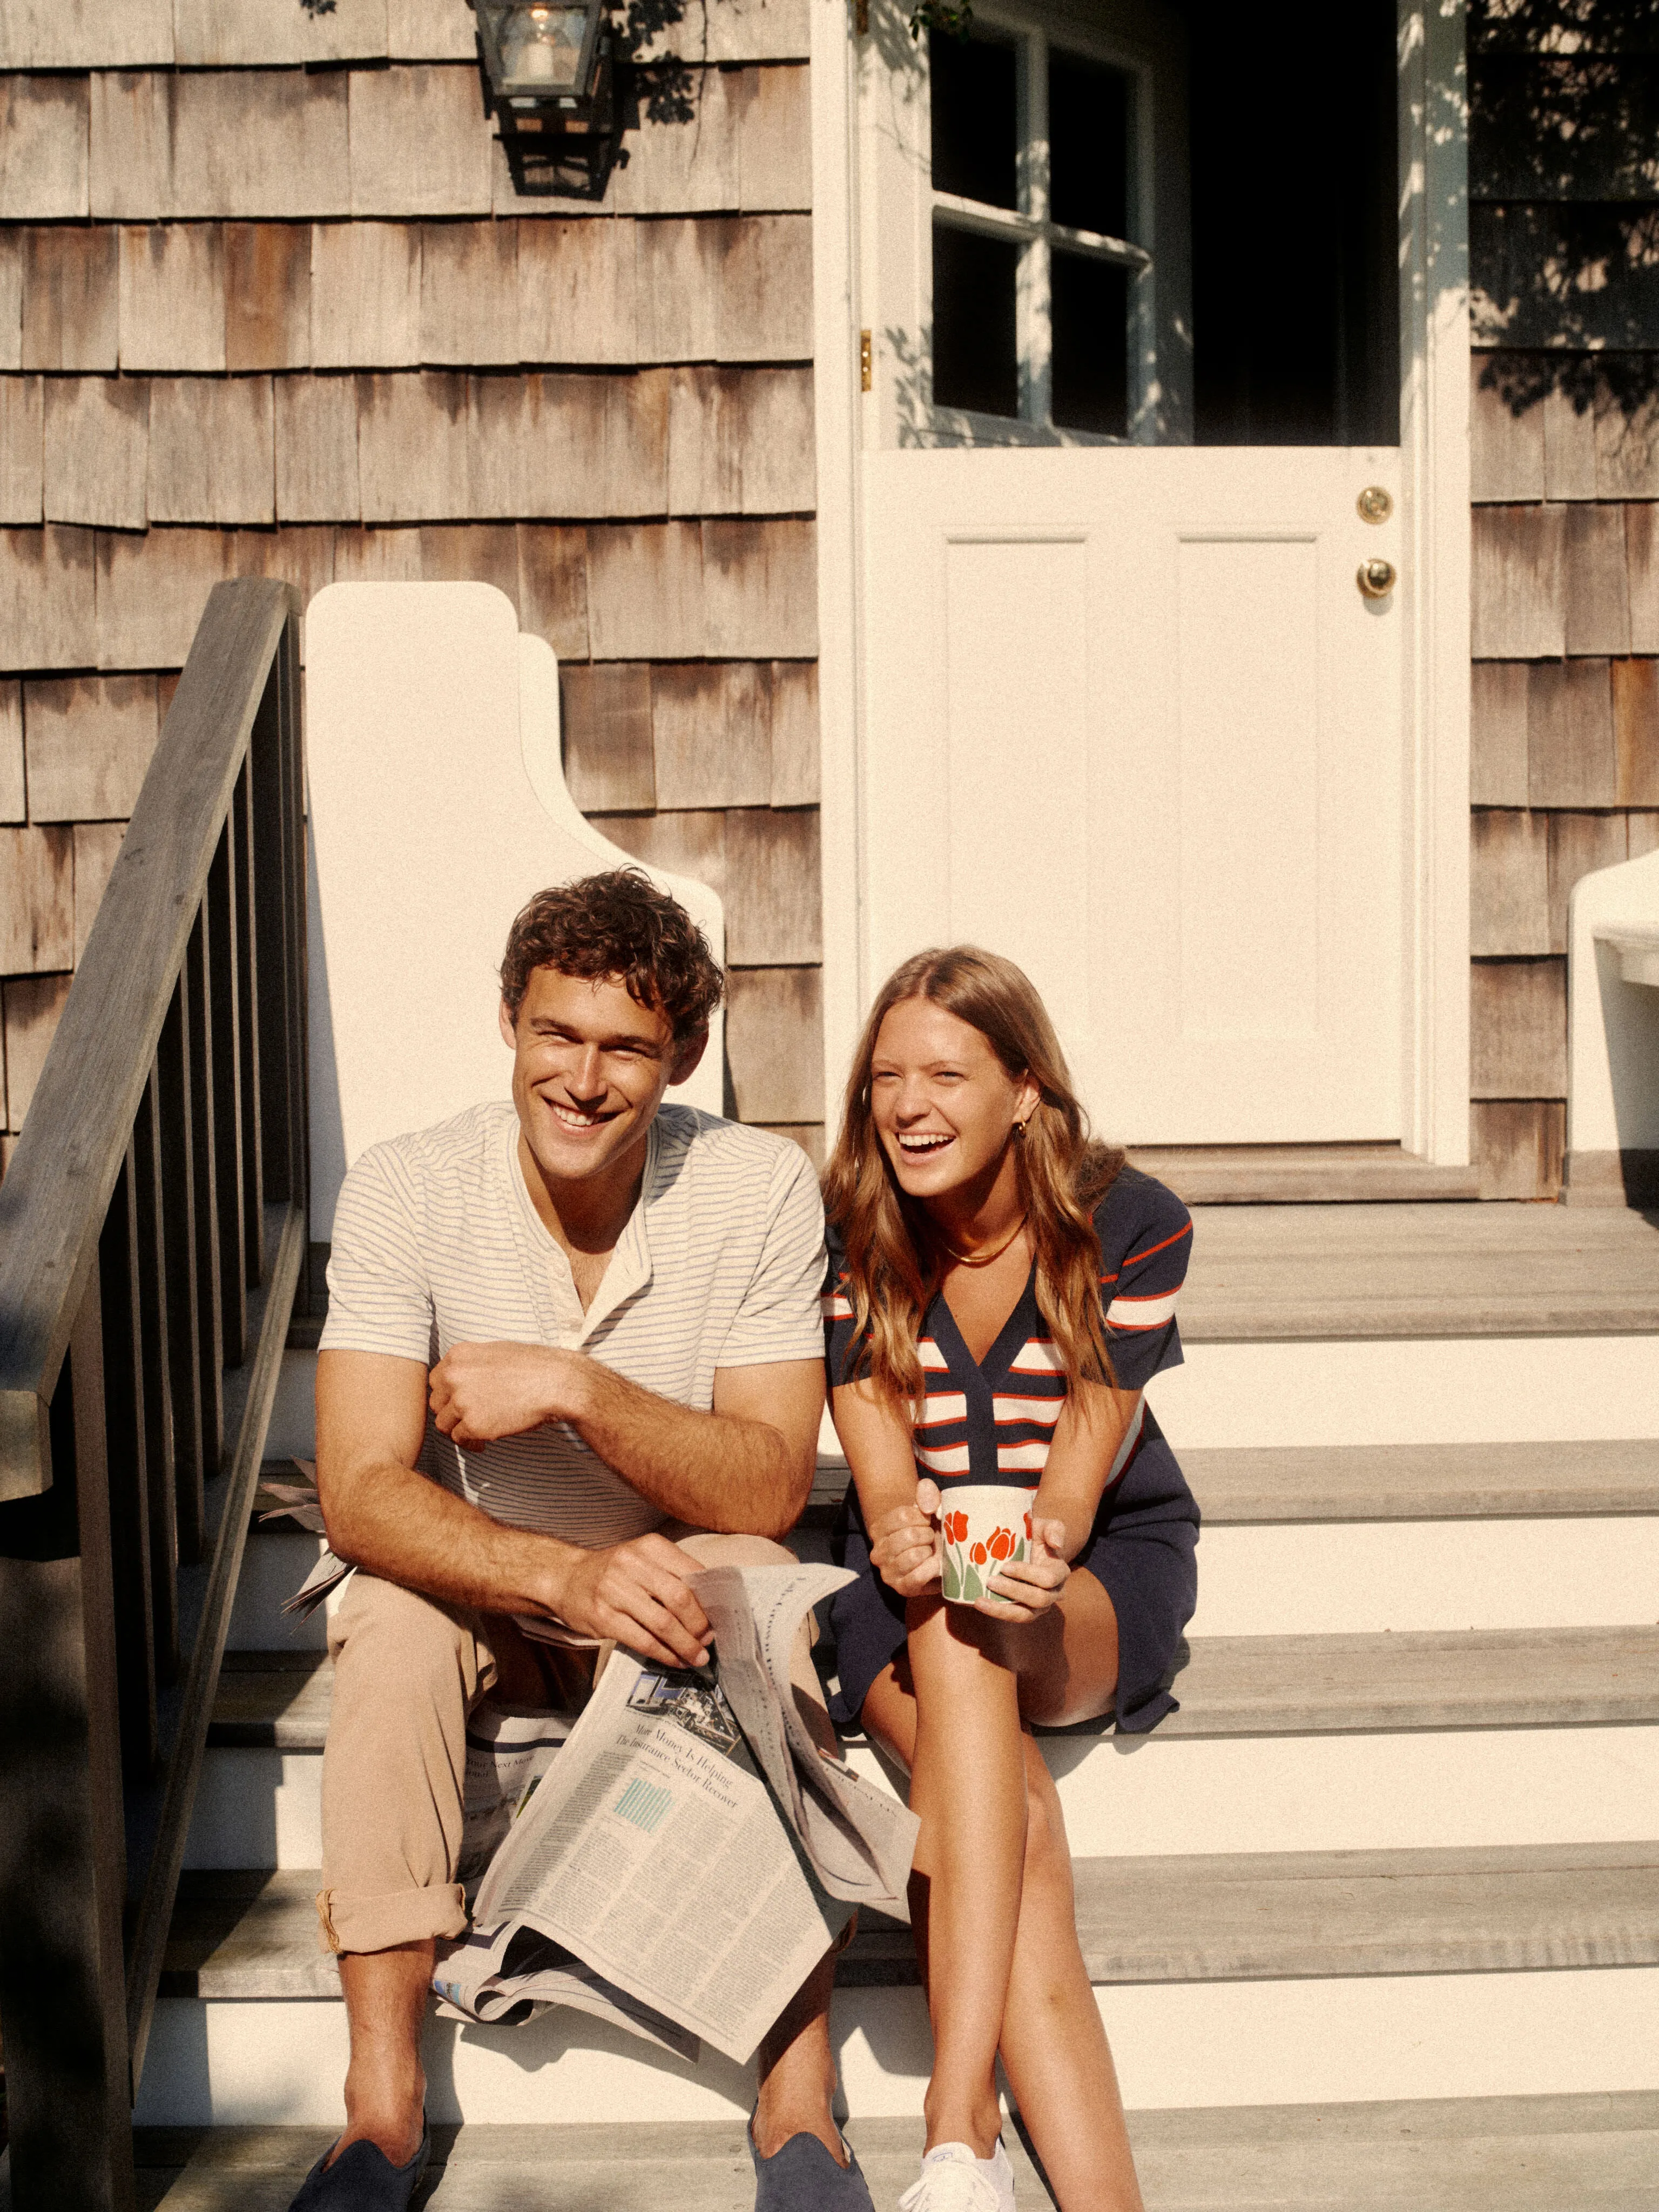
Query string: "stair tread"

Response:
xmin=1178 ymin=1199 xmax=1659 ymax=1339
xmin=159 ymin=1841 xmax=1659 ymax=1999
xmin=209 ymin=1624 xmax=1659 ymax=1750
xmin=1128 ymin=1143 xmax=1482 ymax=1205
xmin=132 ymin=2096 xmax=1659 ymax=2211
xmin=1176 ymin=1436 xmax=1659 ymax=1521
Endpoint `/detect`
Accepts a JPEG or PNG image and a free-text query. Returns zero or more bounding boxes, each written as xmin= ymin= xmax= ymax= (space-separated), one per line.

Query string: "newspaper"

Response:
xmin=461 ymin=1561 xmax=919 ymax=2065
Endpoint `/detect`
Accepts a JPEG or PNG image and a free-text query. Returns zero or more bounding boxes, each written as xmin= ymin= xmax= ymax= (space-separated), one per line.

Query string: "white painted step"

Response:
xmin=133 ymin=2095 xmax=1659 ymax=2211
xmin=187 ymin=1628 xmax=1659 ymax=1870
xmin=134 ymin=1850 xmax=1659 ymax=2126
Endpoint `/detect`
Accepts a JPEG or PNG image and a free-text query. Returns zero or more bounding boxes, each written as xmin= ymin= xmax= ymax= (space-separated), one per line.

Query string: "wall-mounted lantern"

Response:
xmin=469 ymin=1 xmax=619 ymax=199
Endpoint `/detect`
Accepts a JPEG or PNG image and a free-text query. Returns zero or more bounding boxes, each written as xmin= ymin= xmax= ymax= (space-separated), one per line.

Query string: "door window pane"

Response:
xmin=932 ymin=222 xmax=1020 ymax=419
xmin=1049 ymin=51 xmax=1130 ymax=239
xmin=930 ymin=30 xmax=1020 ymax=210
xmin=1051 ymin=251 xmax=1129 ymax=435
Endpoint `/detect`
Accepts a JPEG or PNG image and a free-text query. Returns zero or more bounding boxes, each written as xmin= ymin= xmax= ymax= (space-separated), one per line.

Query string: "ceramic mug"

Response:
xmin=938 ymin=1485 xmax=1034 ymax=1604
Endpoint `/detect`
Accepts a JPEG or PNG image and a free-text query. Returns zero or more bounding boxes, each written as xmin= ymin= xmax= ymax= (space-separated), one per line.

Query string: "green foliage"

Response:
xmin=907 ymin=0 xmax=973 ymax=40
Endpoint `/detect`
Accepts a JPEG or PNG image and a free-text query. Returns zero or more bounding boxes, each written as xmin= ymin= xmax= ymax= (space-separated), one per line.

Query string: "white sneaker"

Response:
xmin=897 ymin=2140 xmax=1016 ymax=2212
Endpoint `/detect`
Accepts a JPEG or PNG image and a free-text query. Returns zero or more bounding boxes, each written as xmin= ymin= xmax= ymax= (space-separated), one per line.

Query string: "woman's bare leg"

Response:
xmin=996 ymin=1739 xmax=1143 ymax=2211
xmin=862 ymin=1570 xmax=1143 ymax=2208
xmin=902 ymin=1596 xmax=1028 ymax=2156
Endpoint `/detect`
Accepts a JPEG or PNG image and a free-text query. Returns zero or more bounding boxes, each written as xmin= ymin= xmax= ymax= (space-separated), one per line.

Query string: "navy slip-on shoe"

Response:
xmin=287 ymin=2120 xmax=431 ymax=2210
xmin=751 ymin=2119 xmax=876 ymax=2212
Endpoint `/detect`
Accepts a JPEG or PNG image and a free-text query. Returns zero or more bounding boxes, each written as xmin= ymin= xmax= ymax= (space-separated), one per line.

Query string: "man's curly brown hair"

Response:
xmin=500 ymin=871 xmax=724 ymax=1041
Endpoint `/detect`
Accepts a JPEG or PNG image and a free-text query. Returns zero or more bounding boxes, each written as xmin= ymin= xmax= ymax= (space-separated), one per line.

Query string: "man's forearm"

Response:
xmin=563 ymin=1360 xmax=810 ymax=1536
xmin=321 ymin=1456 xmax=578 ymax=1617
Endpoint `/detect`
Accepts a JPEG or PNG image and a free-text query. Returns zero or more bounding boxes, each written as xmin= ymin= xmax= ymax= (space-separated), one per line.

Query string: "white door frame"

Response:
xmin=811 ymin=0 xmax=1471 ymax=1163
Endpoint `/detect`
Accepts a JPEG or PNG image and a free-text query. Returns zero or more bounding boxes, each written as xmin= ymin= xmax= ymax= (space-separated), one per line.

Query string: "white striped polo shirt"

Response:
xmin=321 ymin=1100 xmax=827 ymax=1547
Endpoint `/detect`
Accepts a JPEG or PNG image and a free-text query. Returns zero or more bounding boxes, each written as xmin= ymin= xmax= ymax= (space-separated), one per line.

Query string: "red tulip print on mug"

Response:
xmin=938 ymin=1485 xmax=1035 ymax=1604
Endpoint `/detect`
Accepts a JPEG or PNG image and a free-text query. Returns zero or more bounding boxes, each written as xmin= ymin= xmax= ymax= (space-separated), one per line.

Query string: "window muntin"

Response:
xmin=927 ymin=19 xmax=1146 ymax=442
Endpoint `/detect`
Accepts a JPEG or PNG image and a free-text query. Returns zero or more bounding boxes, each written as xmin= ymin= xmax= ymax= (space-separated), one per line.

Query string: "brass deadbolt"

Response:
xmin=1357 ymin=485 xmax=1393 ymax=523
xmin=1357 ymin=557 xmax=1397 ymax=599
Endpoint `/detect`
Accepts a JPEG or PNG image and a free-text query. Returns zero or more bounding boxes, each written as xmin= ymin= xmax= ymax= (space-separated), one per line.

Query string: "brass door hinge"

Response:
xmin=860 ymin=330 xmax=872 ymax=392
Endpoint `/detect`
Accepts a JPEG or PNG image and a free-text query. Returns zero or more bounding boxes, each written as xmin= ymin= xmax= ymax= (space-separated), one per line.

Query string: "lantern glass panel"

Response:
xmin=491 ymin=2 xmax=594 ymax=95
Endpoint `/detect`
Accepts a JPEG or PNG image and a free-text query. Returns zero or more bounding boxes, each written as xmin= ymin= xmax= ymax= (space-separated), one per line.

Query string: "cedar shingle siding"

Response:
xmin=0 ymin=0 xmax=823 ymax=1171
xmin=1469 ymin=0 xmax=1659 ymax=1197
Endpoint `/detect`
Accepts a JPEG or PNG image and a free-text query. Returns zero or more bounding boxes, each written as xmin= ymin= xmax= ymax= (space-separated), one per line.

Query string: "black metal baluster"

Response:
xmin=208 ymin=823 xmax=248 ymax=1367
xmin=234 ymin=757 xmax=266 ymax=1284
xmin=99 ymin=1150 xmax=157 ymax=1781
xmin=185 ymin=909 xmax=225 ymax=1479
xmin=156 ymin=980 xmax=206 ymax=1562
xmin=133 ymin=1070 xmax=180 ymax=1685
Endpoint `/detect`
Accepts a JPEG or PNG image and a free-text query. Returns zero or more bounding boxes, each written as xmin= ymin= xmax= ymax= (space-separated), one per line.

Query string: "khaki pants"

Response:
xmin=316 ymin=1534 xmax=808 ymax=1957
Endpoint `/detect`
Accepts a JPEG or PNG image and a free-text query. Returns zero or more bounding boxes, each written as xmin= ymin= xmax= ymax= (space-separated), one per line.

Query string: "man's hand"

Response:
xmin=868 ymin=1478 xmax=944 ymax=1597
xmin=538 ymin=1533 xmax=714 ymax=1669
xmin=429 ymin=1341 xmax=583 ymax=1446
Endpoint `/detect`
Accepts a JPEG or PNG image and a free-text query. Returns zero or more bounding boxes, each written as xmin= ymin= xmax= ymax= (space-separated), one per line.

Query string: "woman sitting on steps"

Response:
xmin=821 ymin=947 xmax=1199 ymax=2212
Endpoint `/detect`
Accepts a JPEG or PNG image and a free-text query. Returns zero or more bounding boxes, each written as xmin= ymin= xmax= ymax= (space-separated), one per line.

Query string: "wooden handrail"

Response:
xmin=0 ymin=575 xmax=311 ymax=2212
xmin=0 ymin=580 xmax=295 ymax=1502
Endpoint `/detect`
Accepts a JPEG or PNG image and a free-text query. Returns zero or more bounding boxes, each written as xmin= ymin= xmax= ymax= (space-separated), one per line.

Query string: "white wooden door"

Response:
xmin=852 ymin=0 xmax=1412 ymax=1146
xmin=859 ymin=446 xmax=1404 ymax=1143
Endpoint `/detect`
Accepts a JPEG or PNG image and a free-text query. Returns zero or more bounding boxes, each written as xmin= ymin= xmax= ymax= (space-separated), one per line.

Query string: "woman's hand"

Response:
xmin=976 ymin=1517 xmax=1070 ymax=1624
xmin=867 ymin=1478 xmax=943 ymax=1597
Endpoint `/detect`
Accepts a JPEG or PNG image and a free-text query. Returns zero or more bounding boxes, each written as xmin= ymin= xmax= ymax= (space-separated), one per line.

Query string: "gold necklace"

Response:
xmin=934 ymin=1215 xmax=1029 ymax=1269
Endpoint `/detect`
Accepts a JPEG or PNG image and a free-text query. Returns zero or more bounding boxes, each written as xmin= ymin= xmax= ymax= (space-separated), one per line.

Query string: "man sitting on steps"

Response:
xmin=292 ymin=869 xmax=871 ymax=2212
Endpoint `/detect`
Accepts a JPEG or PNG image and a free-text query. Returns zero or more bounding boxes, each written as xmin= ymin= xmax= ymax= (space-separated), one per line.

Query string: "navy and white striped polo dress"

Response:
xmin=822 ymin=1166 xmax=1201 ymax=1734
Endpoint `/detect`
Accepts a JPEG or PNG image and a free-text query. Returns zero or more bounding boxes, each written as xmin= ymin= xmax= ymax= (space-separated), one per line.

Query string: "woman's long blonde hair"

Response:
xmin=822 ymin=947 xmax=1123 ymax=1411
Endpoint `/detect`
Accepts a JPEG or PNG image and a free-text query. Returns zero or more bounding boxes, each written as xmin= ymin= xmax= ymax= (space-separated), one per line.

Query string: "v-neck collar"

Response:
xmin=930 ymin=1263 xmax=1039 ymax=1390
xmin=505 ymin=1114 xmax=658 ymax=1347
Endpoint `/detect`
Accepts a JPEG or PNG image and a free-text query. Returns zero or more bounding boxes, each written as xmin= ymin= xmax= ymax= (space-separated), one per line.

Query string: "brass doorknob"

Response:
xmin=1357 ymin=558 xmax=1397 ymax=599
xmin=1357 ymin=485 xmax=1393 ymax=523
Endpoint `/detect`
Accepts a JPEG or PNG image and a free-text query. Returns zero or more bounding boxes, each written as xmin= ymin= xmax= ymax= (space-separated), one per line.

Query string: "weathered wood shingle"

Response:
xmin=357 ymin=370 xmax=469 ymax=521
xmin=349 ymin=67 xmax=492 ymax=218
xmin=650 ymin=663 xmax=772 ymax=808
xmin=517 ymin=219 xmax=638 ymax=365
xmin=0 ymin=0 xmax=172 ymax=70
xmin=516 ymin=523 xmax=590 ymax=659
xmin=22 ymin=227 xmax=118 ymax=370
xmin=0 ymin=377 xmax=43 ymax=527
xmin=275 ymin=376 xmax=361 ymax=524
xmin=1613 ymin=657 xmax=1659 ymax=805
xmin=173 ymin=0 xmax=391 ymax=68
xmin=561 ymin=664 xmax=656 ymax=812
xmin=1527 ymin=658 xmax=1617 ymax=806
xmin=0 ymin=235 xmax=21 ymax=372
xmin=421 ymin=219 xmax=518 ymax=365
xmin=91 ymin=71 xmax=354 ymax=220
xmin=118 ymin=223 xmax=226 ymax=372
xmin=147 ymin=377 xmax=275 ymax=524
xmin=22 ymin=675 xmax=159 ymax=820
xmin=311 ymin=222 xmax=422 ymax=368
xmin=43 ymin=379 xmax=149 ymax=531
xmin=0 ymin=824 xmax=74 ymax=972
xmin=0 ymin=525 xmax=97 ymax=670
xmin=1470 ymin=660 xmax=1530 ymax=806
xmin=1469 ymin=809 xmax=1549 ymax=957
xmin=1471 ymin=503 xmax=1566 ymax=658
xmin=226 ymin=225 xmax=312 ymax=371
xmin=0 ymin=683 xmax=24 ymax=823
xmin=0 ymin=78 xmax=89 ymax=222
xmin=1469 ymin=957 xmax=1567 ymax=1098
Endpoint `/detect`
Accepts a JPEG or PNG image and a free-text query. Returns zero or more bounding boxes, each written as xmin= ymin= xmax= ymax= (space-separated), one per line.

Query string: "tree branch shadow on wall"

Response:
xmin=1471 ymin=0 xmax=1659 ymax=399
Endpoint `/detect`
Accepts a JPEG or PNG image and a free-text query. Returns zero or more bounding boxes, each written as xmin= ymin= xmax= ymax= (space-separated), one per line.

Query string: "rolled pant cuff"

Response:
xmin=316 ymin=1883 xmax=468 ymax=1956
